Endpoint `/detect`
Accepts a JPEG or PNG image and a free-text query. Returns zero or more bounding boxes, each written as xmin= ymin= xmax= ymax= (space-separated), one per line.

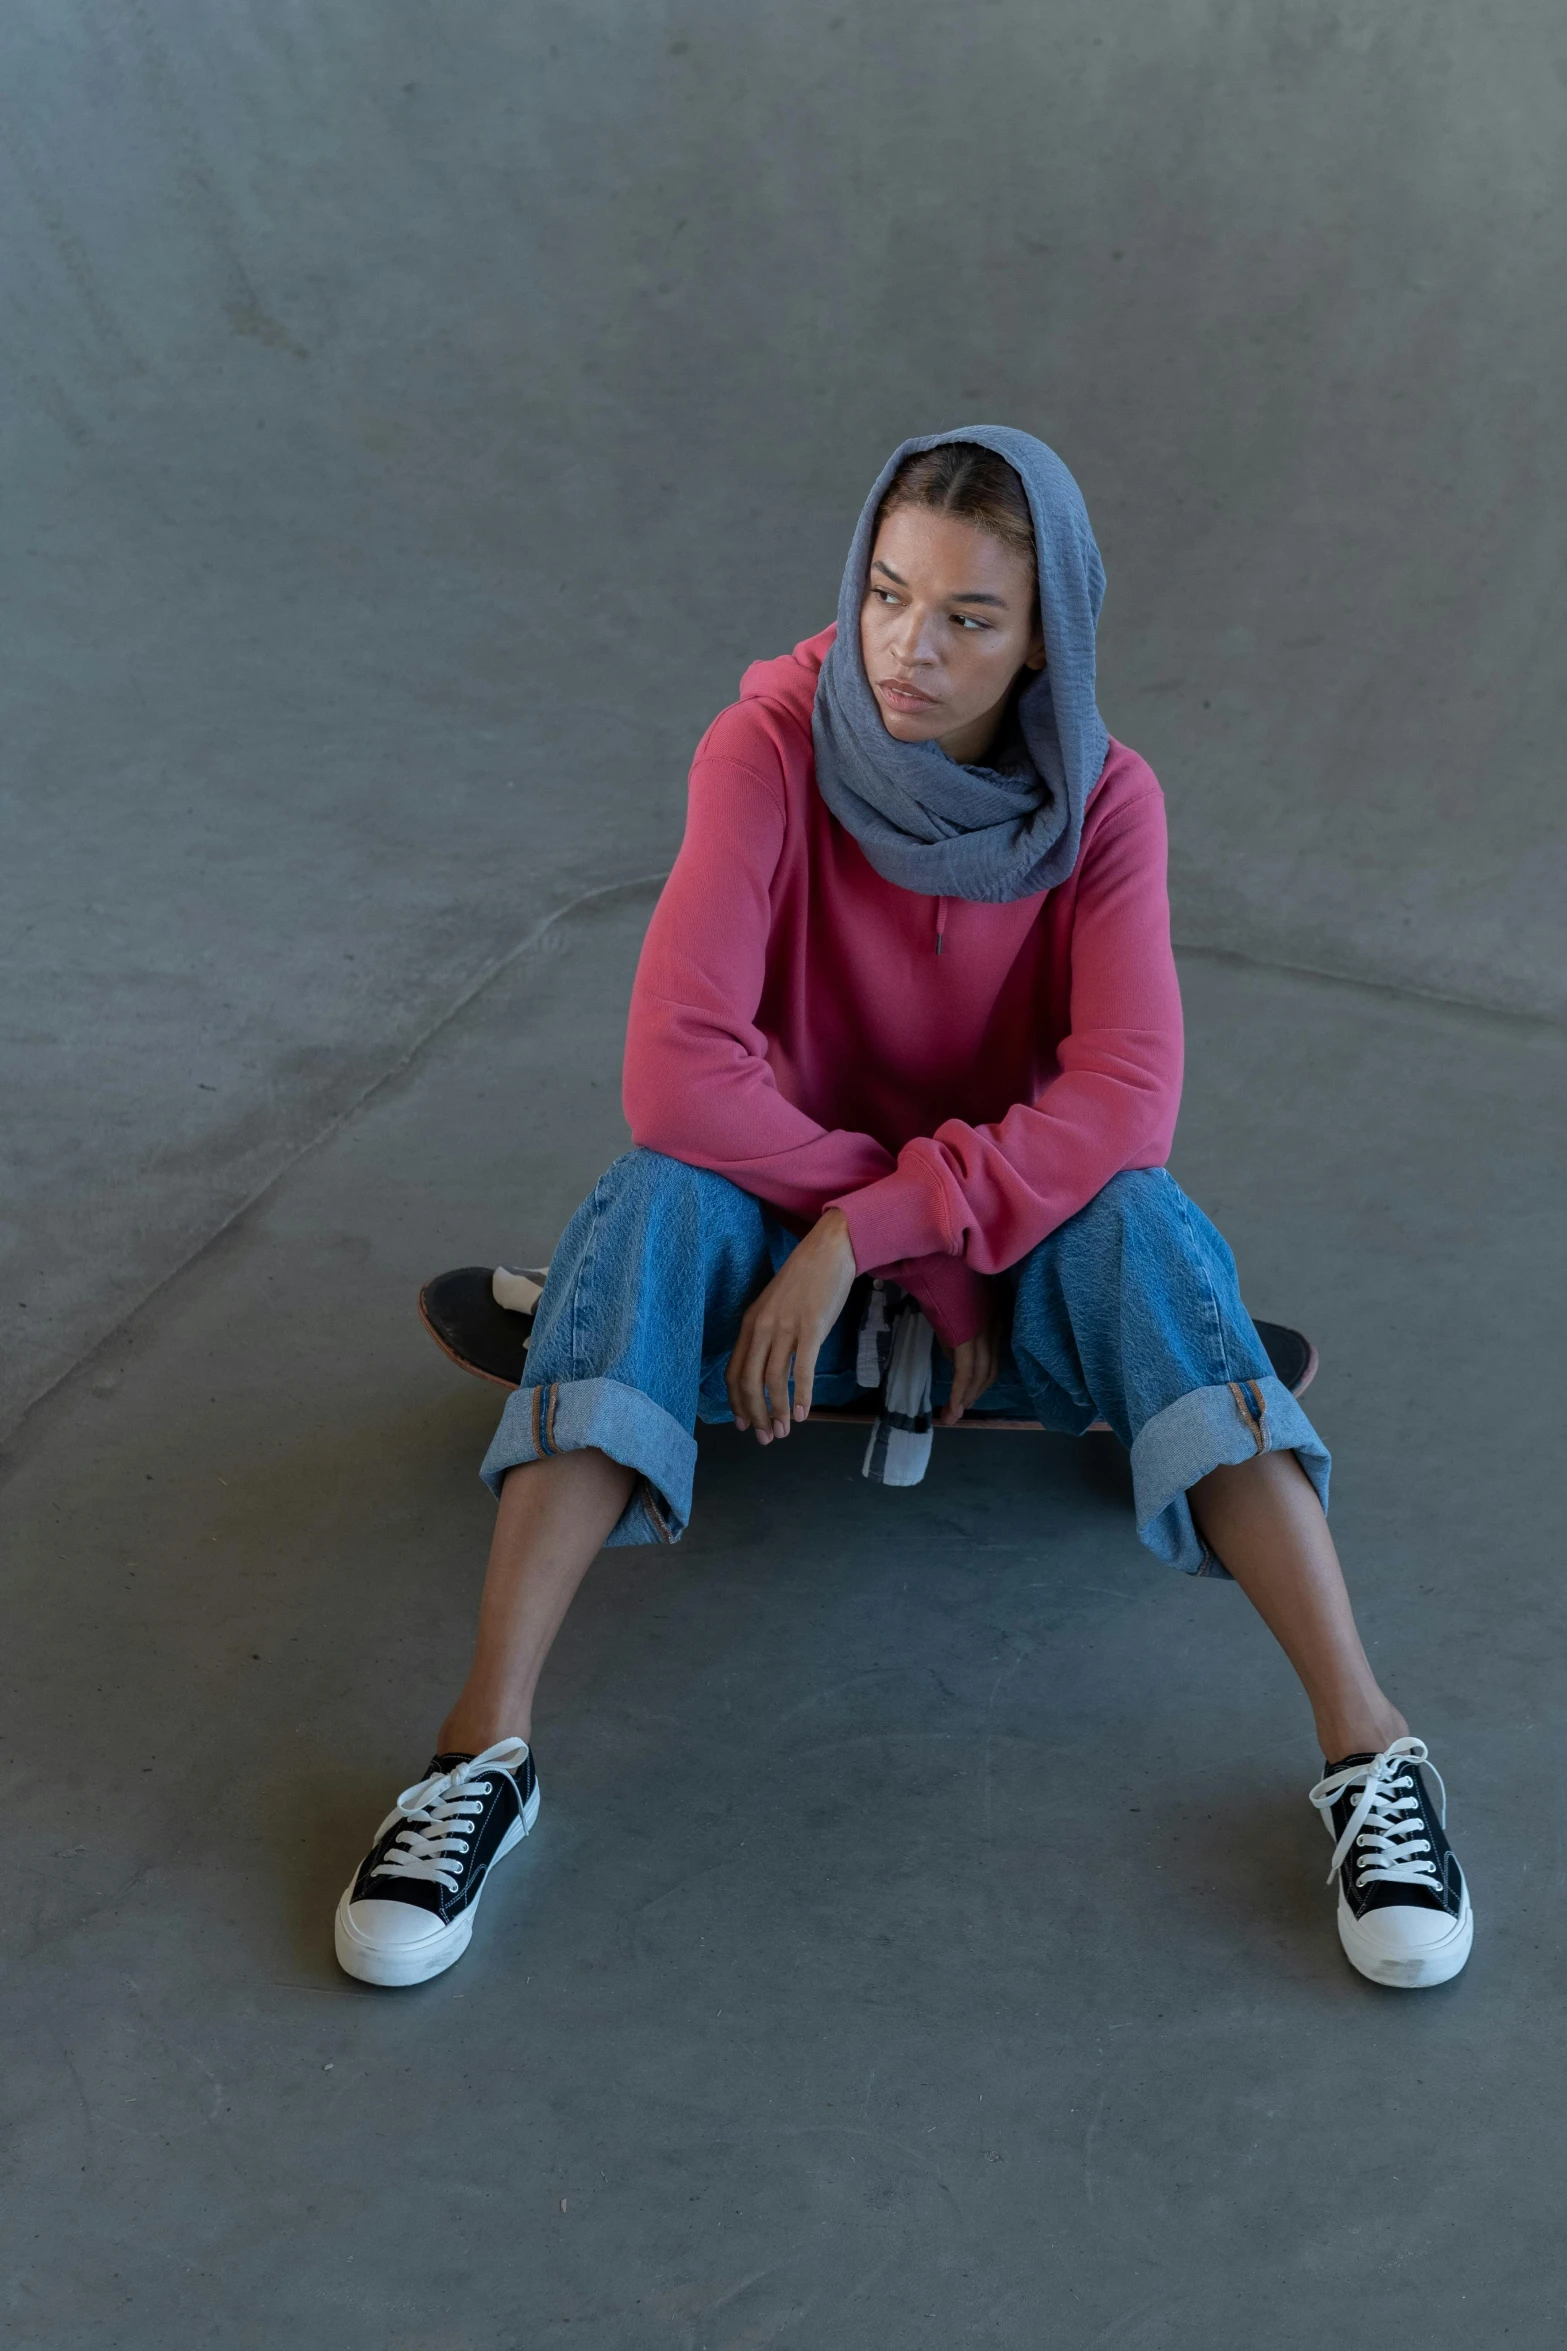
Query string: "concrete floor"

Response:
xmin=6 ymin=3 xmax=1567 ymax=2342
xmin=5 ymin=887 xmax=1565 ymax=2347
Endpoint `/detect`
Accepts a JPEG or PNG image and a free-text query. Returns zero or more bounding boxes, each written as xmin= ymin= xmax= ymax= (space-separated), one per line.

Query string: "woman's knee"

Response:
xmin=601 ymin=1147 xmax=736 ymax=1214
xmin=587 ymin=1150 xmax=768 ymax=1275
xmin=1069 ymin=1167 xmax=1180 ymax=1244
xmin=1012 ymin=1169 xmax=1198 ymax=1304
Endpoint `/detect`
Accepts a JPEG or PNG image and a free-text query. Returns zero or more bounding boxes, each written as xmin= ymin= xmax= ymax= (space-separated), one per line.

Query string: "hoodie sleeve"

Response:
xmin=623 ymin=743 xmax=900 ymax=1212
xmin=827 ymin=786 xmax=1183 ymax=1276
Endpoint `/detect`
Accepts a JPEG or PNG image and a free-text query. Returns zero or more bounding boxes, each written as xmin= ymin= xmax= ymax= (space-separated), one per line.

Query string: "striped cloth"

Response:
xmin=856 ymin=1279 xmax=935 ymax=1487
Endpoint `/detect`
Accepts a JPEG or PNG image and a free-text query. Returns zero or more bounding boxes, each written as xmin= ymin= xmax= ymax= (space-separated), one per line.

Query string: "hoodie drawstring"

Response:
xmin=935 ymin=896 xmax=947 ymax=956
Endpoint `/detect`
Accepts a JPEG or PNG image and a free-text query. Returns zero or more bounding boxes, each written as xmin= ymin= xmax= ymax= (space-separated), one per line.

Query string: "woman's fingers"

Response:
xmin=730 ymin=1307 xmax=797 ymax=1442
xmin=973 ymin=1342 xmax=998 ymax=1410
xmin=972 ymin=1339 xmax=998 ymax=1409
xmin=727 ymin=1305 xmax=769 ymax=1436
xmin=791 ymin=1332 xmax=820 ymax=1423
xmin=743 ymin=1321 xmax=781 ymax=1439
xmin=762 ymin=1327 xmax=796 ymax=1438
xmin=941 ymin=1331 xmax=999 ymax=1425
xmin=730 ymin=1310 xmax=821 ymax=1441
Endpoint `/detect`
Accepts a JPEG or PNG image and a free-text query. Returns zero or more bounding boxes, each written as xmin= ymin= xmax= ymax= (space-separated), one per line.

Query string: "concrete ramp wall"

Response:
xmin=3 ymin=1 xmax=1564 ymax=1429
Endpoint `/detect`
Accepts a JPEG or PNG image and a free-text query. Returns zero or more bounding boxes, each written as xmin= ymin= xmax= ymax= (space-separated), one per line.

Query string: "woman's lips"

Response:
xmin=877 ymin=677 xmax=940 ymax=712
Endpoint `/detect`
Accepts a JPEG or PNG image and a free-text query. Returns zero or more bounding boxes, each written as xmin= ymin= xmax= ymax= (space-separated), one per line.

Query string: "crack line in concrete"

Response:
xmin=3 ymin=870 xmax=671 ymax=1453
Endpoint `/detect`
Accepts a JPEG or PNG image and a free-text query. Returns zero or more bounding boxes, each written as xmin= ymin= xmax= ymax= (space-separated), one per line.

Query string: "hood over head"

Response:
xmin=810 ymin=424 xmax=1108 ymax=902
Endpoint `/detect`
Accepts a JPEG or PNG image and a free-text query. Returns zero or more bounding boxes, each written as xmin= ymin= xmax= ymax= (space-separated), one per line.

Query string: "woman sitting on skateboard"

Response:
xmin=336 ymin=428 xmax=1472 ymax=1995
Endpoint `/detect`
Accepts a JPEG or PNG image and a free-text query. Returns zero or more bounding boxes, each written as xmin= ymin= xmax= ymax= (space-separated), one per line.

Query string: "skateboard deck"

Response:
xmin=418 ymin=1265 xmax=1319 ymax=1428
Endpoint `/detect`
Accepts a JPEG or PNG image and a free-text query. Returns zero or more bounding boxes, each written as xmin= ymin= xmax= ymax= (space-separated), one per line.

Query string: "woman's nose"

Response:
xmin=890 ymin=605 xmax=937 ymax=665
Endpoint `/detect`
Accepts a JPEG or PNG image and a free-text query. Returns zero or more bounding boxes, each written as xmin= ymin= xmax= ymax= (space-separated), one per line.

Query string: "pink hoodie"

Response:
xmin=623 ymin=627 xmax=1183 ymax=1348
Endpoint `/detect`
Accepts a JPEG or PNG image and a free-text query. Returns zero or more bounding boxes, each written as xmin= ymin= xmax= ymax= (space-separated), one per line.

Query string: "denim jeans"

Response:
xmin=480 ymin=1147 xmax=1330 ymax=1576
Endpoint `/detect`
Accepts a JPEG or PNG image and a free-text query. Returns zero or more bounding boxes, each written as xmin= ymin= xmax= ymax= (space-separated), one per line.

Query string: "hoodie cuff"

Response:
xmin=830 ymin=1166 xmax=952 ymax=1278
xmin=886 ymin=1254 xmax=996 ymax=1350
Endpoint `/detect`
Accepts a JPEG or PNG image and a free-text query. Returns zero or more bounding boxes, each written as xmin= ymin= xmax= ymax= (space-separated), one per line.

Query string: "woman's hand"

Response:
xmin=937 ymin=1293 xmax=1007 ymax=1426
xmin=727 ymin=1208 xmax=858 ymax=1442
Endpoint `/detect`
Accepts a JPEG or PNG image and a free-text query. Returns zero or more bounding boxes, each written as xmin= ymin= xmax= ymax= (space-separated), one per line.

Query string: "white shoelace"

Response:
xmin=368 ymin=1737 xmax=529 ymax=1894
xmin=1308 ymin=1736 xmax=1446 ymax=1893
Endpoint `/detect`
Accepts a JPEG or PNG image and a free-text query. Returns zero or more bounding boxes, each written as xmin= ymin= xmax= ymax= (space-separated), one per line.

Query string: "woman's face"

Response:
xmin=859 ymin=504 xmax=1045 ymax=765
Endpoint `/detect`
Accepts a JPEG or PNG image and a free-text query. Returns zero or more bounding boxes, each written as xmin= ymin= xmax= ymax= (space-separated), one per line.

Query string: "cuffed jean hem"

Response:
xmin=1130 ymin=1373 xmax=1332 ymax=1578
xmin=478 ymin=1376 xmax=696 ymax=1547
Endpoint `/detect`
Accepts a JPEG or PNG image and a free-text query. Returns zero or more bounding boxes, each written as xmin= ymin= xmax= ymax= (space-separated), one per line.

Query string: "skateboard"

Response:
xmin=418 ymin=1264 xmax=1319 ymax=1429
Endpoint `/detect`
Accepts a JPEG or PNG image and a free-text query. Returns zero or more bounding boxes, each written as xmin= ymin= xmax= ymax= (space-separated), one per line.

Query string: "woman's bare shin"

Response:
xmin=1188 ymin=1449 xmax=1407 ymax=1762
xmin=438 ymin=1447 xmax=636 ymax=1754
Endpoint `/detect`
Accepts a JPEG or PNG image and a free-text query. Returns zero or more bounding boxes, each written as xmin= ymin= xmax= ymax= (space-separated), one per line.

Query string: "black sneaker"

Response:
xmin=1308 ymin=1737 xmax=1473 ymax=1989
xmin=334 ymin=1738 xmax=540 ymax=1987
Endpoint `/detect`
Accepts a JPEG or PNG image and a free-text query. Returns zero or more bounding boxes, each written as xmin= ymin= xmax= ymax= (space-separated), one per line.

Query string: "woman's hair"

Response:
xmin=875 ymin=442 xmax=1036 ymax=570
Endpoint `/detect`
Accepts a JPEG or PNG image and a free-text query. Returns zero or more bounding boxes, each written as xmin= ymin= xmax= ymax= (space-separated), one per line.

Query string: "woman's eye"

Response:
xmin=954 ymin=613 xmax=989 ymax=630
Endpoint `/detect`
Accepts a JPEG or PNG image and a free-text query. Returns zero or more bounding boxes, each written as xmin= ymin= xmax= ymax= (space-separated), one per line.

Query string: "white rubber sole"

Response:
xmin=1337 ymin=1882 xmax=1473 ymax=1989
xmin=334 ymin=1780 xmax=541 ymax=1988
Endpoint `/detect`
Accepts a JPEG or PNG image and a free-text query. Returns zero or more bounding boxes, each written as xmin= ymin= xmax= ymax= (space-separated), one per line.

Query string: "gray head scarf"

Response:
xmin=811 ymin=425 xmax=1109 ymax=903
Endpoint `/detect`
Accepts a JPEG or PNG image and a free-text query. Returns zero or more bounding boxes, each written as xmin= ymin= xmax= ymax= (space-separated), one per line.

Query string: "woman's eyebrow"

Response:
xmin=870 ymin=558 xmax=1008 ymax=607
